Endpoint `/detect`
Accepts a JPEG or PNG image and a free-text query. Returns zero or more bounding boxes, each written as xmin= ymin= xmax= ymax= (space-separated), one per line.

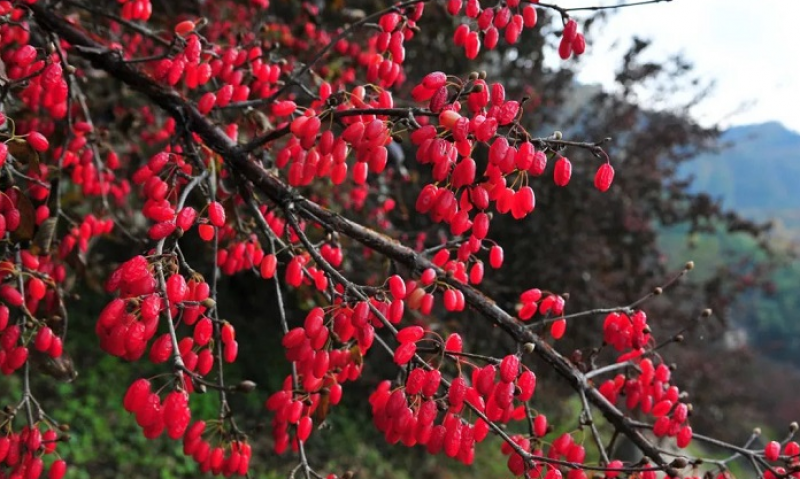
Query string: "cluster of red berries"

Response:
xmin=153 ymin=33 xmax=212 ymax=90
xmin=14 ymin=54 xmax=69 ymax=120
xmin=265 ymin=373 xmax=343 ymax=454
xmin=124 ymin=376 xmax=251 ymax=476
xmin=58 ymin=214 xmax=115 ymax=259
xmin=370 ymin=379 xmax=485 ymax=465
xmin=119 ymin=0 xmax=152 ymax=21
xmin=0 ymin=188 xmax=23 ymax=241
xmin=217 ymin=236 xmax=265 ymax=276
xmin=0 ymin=5 xmax=30 ymax=56
xmin=369 ymin=345 xmax=538 ymax=467
xmin=0 ymin=425 xmax=67 ymax=479
xmin=51 ymin=120 xmax=127 ymax=199
xmin=558 ymin=19 xmax=587 ymax=60
xmin=603 ymin=310 xmax=652 ymax=353
xmin=517 ymin=288 xmax=569 ymax=338
xmin=598 ymin=357 xmax=693 ymax=447
xmin=101 ymin=254 xmax=237 ymax=373
xmin=447 ymin=0 xmax=540 ymax=58
xmin=273 ymin=86 xmax=396 ymax=188
xmin=0 ymin=0 xmax=735 ymax=477
xmin=0 ymin=311 xmax=28 ymax=375
xmin=763 ymin=440 xmax=800 ymax=478
xmin=182 ymin=421 xmax=252 ymax=476
xmin=269 ymin=298 xmax=393 ymax=449
xmin=124 ymin=379 xmax=191 ymax=439
xmin=503 ymin=431 xmax=593 ymax=478
xmin=1 ymin=256 xmax=65 ymax=375
xmin=362 ymin=10 xmax=421 ymax=88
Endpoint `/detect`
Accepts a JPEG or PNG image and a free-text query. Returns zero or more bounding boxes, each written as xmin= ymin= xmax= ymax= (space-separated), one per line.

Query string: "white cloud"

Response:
xmin=550 ymin=0 xmax=800 ymax=133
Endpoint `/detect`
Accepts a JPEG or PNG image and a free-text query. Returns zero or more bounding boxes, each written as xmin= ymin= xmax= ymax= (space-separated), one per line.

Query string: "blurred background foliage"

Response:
xmin=3 ymin=0 xmax=800 ymax=477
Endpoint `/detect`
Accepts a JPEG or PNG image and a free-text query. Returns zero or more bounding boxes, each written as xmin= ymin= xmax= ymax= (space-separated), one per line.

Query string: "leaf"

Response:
xmin=64 ymin=247 xmax=87 ymax=283
xmin=348 ymin=344 xmax=363 ymax=366
xmin=29 ymin=350 xmax=78 ymax=383
xmin=313 ymin=390 xmax=330 ymax=424
xmin=10 ymin=186 xmax=36 ymax=242
xmin=30 ymin=217 xmax=58 ymax=256
xmin=7 ymin=138 xmax=41 ymax=176
xmin=222 ymin=196 xmax=237 ymax=226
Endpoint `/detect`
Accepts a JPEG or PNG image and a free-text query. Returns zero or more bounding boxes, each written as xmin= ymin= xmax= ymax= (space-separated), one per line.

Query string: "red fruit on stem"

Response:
xmin=594 ymin=163 xmax=615 ymax=192
xmin=554 ymin=157 xmax=572 ymax=187
xmin=208 ymin=202 xmax=226 ymax=227
xmin=27 ymin=131 xmax=50 ymax=152
xmin=765 ymin=440 xmax=781 ymax=461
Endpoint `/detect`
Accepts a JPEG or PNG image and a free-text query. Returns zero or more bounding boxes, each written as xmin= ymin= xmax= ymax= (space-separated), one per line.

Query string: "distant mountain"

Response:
xmin=682 ymin=122 xmax=800 ymax=232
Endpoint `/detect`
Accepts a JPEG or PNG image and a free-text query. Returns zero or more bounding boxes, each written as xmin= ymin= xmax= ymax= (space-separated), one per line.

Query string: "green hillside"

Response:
xmin=682 ymin=122 xmax=800 ymax=232
xmin=669 ymin=122 xmax=800 ymax=366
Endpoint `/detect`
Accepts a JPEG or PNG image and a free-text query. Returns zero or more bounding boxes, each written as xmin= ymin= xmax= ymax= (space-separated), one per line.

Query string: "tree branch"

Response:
xmin=28 ymin=3 xmax=673 ymax=473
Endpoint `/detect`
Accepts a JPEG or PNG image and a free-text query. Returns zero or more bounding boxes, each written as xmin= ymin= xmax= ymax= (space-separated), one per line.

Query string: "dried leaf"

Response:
xmin=313 ymin=390 xmax=331 ymax=424
xmin=29 ymin=350 xmax=78 ymax=383
xmin=30 ymin=217 xmax=58 ymax=256
xmin=7 ymin=138 xmax=41 ymax=176
xmin=348 ymin=344 xmax=363 ymax=366
xmin=10 ymin=186 xmax=36 ymax=242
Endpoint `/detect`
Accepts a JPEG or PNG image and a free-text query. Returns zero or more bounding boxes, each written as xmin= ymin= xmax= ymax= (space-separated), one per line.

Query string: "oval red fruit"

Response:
xmin=554 ymin=157 xmax=572 ymax=187
xmin=27 ymin=131 xmax=50 ymax=152
xmin=594 ymin=163 xmax=615 ymax=192
xmin=208 ymin=202 xmax=226 ymax=227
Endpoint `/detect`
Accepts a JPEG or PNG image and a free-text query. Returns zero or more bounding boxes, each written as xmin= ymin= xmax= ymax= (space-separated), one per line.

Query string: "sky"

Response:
xmin=552 ymin=0 xmax=800 ymax=134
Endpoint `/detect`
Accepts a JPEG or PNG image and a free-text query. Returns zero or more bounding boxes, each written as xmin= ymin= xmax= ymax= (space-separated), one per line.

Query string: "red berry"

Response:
xmin=273 ymin=100 xmax=297 ymax=116
xmin=558 ymin=36 xmax=573 ymax=60
xmin=49 ymin=459 xmax=68 ymax=479
xmin=27 ymin=131 xmax=50 ymax=152
xmin=34 ymin=326 xmax=54 ymax=352
xmin=421 ymin=71 xmax=447 ymax=90
xmin=563 ymin=19 xmax=578 ymax=42
xmin=765 ymin=440 xmax=781 ymax=461
xmin=550 ymin=319 xmax=567 ymax=339
xmin=0 ymin=284 xmax=23 ymax=306
xmin=572 ymin=33 xmax=586 ymax=55
xmin=522 ymin=5 xmax=537 ymax=27
xmin=14 ymin=45 xmax=38 ymax=66
xmin=208 ymin=202 xmax=226 ymax=227
xmin=224 ymin=340 xmax=239 ymax=362
xmin=174 ymin=20 xmax=195 ymax=36
xmin=393 ymin=342 xmax=417 ymax=364
xmin=489 ymin=246 xmax=504 ymax=269
xmin=397 ymin=326 xmax=424 ymax=344
xmin=198 ymin=92 xmax=216 ymax=114
xmin=28 ymin=277 xmax=46 ymax=301
xmin=149 ymin=334 xmax=173 ymax=363
xmin=516 ymin=370 xmax=537 ymax=401
xmin=554 ymin=157 xmax=572 ymax=187
xmin=123 ymin=378 xmax=152 ymax=413
xmin=260 ymin=254 xmax=278 ymax=279
xmin=783 ymin=441 xmax=799 ymax=457
xmin=297 ymin=416 xmax=313 ymax=442
xmin=149 ymin=221 xmax=177 ymax=240
xmin=166 ymin=274 xmax=187 ymax=304
xmin=445 ymin=333 xmax=463 ymax=353
xmin=499 ymin=355 xmax=520 ymax=383
xmin=465 ymin=31 xmax=481 ymax=59
xmin=221 ymin=322 xmax=235 ymax=344
xmin=388 ymin=275 xmax=406 ymax=300
xmin=48 ymin=336 xmax=64 ymax=358
xmin=176 ymin=207 xmax=197 ymax=231
xmin=677 ymin=426 xmax=693 ymax=448
xmin=194 ymin=317 xmax=213 ymax=346
xmin=594 ymin=163 xmax=615 ymax=192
